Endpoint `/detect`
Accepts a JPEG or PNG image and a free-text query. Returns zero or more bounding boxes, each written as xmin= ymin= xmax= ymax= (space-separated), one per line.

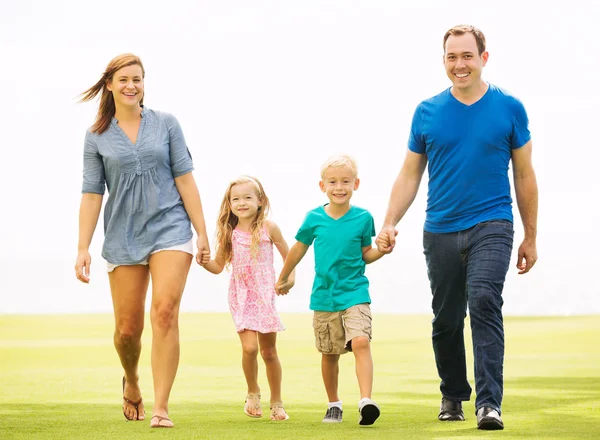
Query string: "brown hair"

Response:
xmin=79 ymin=54 xmax=145 ymax=134
xmin=443 ymin=24 xmax=486 ymax=55
xmin=215 ymin=176 xmax=271 ymax=268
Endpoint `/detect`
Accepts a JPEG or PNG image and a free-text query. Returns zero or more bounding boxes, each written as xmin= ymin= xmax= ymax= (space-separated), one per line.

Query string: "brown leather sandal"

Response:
xmin=122 ymin=376 xmax=144 ymax=421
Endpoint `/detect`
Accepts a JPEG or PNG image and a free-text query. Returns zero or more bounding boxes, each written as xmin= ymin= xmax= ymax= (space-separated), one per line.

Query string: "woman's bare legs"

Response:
xmin=148 ymin=250 xmax=192 ymax=427
xmin=108 ymin=264 xmax=150 ymax=421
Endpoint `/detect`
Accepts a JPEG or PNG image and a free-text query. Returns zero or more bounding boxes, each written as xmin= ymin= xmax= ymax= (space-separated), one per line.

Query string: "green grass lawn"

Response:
xmin=0 ymin=313 xmax=599 ymax=439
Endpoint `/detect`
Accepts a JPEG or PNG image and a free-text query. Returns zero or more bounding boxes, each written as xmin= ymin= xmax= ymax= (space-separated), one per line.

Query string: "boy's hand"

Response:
xmin=376 ymin=226 xmax=398 ymax=254
xmin=276 ymin=277 xmax=294 ymax=295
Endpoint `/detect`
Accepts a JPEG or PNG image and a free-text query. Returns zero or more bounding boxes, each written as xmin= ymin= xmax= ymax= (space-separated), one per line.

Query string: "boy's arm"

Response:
xmin=203 ymin=248 xmax=226 ymax=274
xmin=362 ymin=245 xmax=385 ymax=264
xmin=276 ymin=241 xmax=309 ymax=294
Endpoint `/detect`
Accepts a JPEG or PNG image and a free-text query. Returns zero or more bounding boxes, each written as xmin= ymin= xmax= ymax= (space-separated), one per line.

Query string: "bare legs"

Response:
xmin=108 ymin=250 xmax=192 ymax=427
xmin=238 ymin=330 xmax=287 ymax=420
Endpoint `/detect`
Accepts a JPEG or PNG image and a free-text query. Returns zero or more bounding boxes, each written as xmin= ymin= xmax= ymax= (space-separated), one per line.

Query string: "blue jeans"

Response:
xmin=423 ymin=220 xmax=514 ymax=413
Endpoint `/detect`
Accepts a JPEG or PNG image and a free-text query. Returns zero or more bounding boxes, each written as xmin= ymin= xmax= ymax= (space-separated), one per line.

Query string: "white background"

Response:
xmin=1 ymin=1 xmax=598 ymax=315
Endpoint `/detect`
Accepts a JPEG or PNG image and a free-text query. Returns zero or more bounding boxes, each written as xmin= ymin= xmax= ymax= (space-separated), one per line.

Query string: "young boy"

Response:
xmin=275 ymin=154 xmax=384 ymax=425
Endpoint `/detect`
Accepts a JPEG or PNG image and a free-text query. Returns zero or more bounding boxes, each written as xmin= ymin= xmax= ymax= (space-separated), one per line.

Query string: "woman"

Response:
xmin=74 ymin=53 xmax=210 ymax=428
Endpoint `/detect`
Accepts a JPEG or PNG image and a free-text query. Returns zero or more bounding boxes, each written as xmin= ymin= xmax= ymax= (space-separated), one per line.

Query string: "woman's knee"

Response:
xmin=242 ymin=343 xmax=259 ymax=358
xmin=151 ymin=298 xmax=179 ymax=330
xmin=115 ymin=320 xmax=143 ymax=344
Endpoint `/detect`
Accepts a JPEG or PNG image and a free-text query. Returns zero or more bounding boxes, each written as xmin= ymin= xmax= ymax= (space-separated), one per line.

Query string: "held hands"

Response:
xmin=275 ymin=275 xmax=295 ymax=295
xmin=516 ymin=238 xmax=537 ymax=274
xmin=74 ymin=250 xmax=91 ymax=283
xmin=196 ymin=235 xmax=211 ymax=266
xmin=376 ymin=226 xmax=398 ymax=254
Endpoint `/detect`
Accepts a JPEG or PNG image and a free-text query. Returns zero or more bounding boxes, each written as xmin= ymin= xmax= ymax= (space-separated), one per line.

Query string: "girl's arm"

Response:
xmin=75 ymin=193 xmax=103 ymax=283
xmin=362 ymin=245 xmax=385 ymax=264
xmin=276 ymin=241 xmax=309 ymax=294
xmin=203 ymin=248 xmax=226 ymax=274
xmin=174 ymin=172 xmax=211 ymax=265
xmin=266 ymin=220 xmax=291 ymax=261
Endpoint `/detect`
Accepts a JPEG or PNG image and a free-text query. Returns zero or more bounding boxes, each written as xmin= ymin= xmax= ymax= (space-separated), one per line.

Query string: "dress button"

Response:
xmin=136 ymin=169 xmax=142 ymax=175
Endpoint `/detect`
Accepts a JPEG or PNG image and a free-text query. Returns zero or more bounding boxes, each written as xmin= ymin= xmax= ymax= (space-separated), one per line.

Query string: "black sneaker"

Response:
xmin=322 ymin=406 xmax=343 ymax=423
xmin=438 ymin=397 xmax=465 ymax=421
xmin=358 ymin=398 xmax=380 ymax=426
xmin=477 ymin=406 xmax=504 ymax=430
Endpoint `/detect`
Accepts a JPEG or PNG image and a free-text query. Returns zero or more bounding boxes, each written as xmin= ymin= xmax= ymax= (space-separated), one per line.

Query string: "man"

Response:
xmin=376 ymin=24 xmax=538 ymax=430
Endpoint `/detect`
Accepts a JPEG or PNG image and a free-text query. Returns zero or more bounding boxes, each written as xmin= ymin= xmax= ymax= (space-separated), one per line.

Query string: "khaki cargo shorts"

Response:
xmin=313 ymin=303 xmax=372 ymax=355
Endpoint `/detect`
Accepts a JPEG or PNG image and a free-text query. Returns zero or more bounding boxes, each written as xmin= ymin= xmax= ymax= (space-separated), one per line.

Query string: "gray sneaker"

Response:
xmin=476 ymin=406 xmax=504 ymax=430
xmin=322 ymin=406 xmax=343 ymax=423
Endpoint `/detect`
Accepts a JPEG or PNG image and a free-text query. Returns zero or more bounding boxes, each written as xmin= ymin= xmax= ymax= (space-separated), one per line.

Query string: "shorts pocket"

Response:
xmin=315 ymin=322 xmax=332 ymax=353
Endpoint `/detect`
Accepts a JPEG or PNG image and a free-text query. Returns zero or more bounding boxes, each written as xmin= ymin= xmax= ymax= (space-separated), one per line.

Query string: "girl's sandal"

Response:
xmin=244 ymin=393 xmax=262 ymax=418
xmin=270 ymin=402 xmax=290 ymax=421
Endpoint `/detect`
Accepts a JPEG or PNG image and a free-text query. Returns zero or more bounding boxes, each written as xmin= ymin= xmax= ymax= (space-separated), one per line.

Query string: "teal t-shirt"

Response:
xmin=295 ymin=205 xmax=375 ymax=312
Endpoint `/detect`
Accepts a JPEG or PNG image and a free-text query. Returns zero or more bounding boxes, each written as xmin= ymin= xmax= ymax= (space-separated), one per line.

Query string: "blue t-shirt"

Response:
xmin=82 ymin=107 xmax=194 ymax=264
xmin=295 ymin=205 xmax=375 ymax=312
xmin=408 ymin=84 xmax=531 ymax=233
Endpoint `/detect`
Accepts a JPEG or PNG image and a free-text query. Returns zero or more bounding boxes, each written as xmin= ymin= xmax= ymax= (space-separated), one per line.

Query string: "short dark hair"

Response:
xmin=443 ymin=24 xmax=486 ymax=55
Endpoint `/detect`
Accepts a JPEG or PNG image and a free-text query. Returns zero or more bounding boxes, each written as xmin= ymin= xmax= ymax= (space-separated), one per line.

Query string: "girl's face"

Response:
xmin=107 ymin=64 xmax=144 ymax=110
xmin=230 ymin=183 xmax=261 ymax=220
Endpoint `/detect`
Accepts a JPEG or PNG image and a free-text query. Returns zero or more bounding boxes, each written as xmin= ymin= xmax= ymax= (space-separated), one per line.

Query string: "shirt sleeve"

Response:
xmin=165 ymin=113 xmax=194 ymax=177
xmin=510 ymin=98 xmax=531 ymax=149
xmin=361 ymin=212 xmax=376 ymax=247
xmin=81 ymin=131 xmax=106 ymax=195
xmin=407 ymin=103 xmax=426 ymax=154
xmin=295 ymin=213 xmax=315 ymax=246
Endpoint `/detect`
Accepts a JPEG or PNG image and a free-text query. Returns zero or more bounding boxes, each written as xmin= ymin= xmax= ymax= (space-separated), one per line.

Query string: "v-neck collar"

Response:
xmin=111 ymin=106 xmax=147 ymax=147
xmin=321 ymin=204 xmax=353 ymax=221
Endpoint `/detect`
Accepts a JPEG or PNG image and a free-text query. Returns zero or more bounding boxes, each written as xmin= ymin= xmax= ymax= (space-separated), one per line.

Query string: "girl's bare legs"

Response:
xmin=109 ymin=265 xmax=150 ymax=421
xmin=239 ymin=330 xmax=262 ymax=416
xmin=147 ymin=251 xmax=192 ymax=427
xmin=257 ymin=332 xmax=287 ymax=420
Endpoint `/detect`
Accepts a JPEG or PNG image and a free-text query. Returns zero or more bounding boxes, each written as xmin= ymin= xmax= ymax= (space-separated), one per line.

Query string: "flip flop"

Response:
xmin=122 ymin=376 xmax=144 ymax=421
xmin=150 ymin=415 xmax=174 ymax=428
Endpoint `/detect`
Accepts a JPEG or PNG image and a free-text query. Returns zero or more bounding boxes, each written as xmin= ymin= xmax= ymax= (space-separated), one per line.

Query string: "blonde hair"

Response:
xmin=215 ymin=176 xmax=271 ymax=268
xmin=79 ymin=53 xmax=145 ymax=134
xmin=320 ymin=154 xmax=358 ymax=178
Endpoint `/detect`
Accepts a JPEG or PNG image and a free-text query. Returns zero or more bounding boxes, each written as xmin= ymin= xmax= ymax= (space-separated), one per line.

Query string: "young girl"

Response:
xmin=202 ymin=176 xmax=292 ymax=421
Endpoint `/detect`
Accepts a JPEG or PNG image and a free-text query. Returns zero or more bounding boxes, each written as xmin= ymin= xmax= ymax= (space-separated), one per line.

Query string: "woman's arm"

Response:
xmin=75 ymin=193 xmax=103 ymax=283
xmin=175 ymin=172 xmax=211 ymax=265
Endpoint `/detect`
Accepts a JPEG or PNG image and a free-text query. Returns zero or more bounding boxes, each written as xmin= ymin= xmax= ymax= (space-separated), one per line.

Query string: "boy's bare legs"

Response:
xmin=239 ymin=330 xmax=262 ymax=417
xmin=322 ymin=354 xmax=341 ymax=401
xmin=351 ymin=336 xmax=373 ymax=398
xmin=258 ymin=332 xmax=288 ymax=420
xmin=351 ymin=336 xmax=380 ymax=425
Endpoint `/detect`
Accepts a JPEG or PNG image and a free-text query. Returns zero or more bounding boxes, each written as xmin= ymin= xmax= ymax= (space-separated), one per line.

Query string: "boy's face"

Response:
xmin=319 ymin=165 xmax=360 ymax=207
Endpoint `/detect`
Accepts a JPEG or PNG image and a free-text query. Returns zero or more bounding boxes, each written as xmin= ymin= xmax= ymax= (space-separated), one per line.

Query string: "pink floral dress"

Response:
xmin=228 ymin=227 xmax=285 ymax=333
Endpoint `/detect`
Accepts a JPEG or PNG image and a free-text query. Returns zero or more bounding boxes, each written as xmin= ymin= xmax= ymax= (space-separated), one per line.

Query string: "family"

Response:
xmin=73 ymin=24 xmax=539 ymax=431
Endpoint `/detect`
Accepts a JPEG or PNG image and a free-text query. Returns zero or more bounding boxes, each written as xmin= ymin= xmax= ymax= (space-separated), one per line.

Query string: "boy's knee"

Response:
xmin=350 ymin=336 xmax=370 ymax=351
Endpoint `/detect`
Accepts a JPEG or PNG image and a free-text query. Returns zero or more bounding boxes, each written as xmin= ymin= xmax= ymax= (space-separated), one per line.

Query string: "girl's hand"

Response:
xmin=276 ymin=277 xmax=294 ymax=295
xmin=196 ymin=236 xmax=211 ymax=266
xmin=75 ymin=250 xmax=91 ymax=283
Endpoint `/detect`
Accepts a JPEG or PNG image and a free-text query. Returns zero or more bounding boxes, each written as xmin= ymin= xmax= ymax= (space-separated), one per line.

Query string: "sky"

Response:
xmin=1 ymin=0 xmax=599 ymax=315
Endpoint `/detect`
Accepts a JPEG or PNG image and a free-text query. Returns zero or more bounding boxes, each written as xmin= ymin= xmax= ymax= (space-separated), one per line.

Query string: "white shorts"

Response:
xmin=106 ymin=239 xmax=194 ymax=272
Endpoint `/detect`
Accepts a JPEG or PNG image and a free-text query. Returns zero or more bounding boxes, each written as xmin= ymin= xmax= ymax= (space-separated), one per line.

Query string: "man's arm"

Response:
xmin=376 ymin=150 xmax=428 ymax=253
xmin=512 ymin=140 xmax=539 ymax=274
